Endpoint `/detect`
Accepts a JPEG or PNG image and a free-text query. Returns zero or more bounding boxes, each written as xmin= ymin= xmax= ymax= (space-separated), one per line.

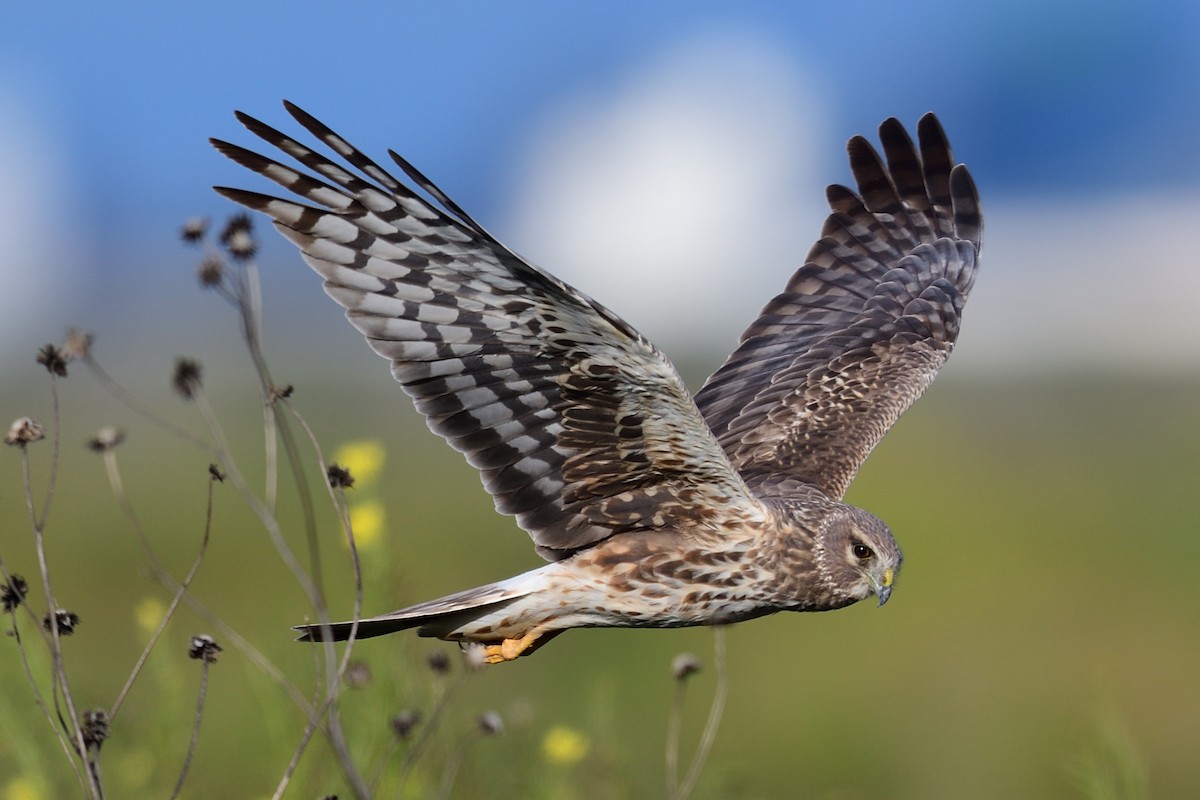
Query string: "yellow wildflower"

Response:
xmin=348 ymin=499 xmax=386 ymax=549
xmin=333 ymin=440 xmax=385 ymax=486
xmin=4 ymin=776 xmax=44 ymax=800
xmin=542 ymin=725 xmax=589 ymax=766
xmin=134 ymin=596 xmax=166 ymax=636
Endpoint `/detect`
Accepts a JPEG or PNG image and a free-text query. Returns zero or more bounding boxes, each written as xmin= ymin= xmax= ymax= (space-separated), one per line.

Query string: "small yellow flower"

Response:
xmin=134 ymin=596 xmax=166 ymax=636
xmin=333 ymin=440 xmax=386 ymax=486
xmin=4 ymin=776 xmax=44 ymax=800
xmin=542 ymin=725 xmax=589 ymax=766
xmin=348 ymin=499 xmax=386 ymax=549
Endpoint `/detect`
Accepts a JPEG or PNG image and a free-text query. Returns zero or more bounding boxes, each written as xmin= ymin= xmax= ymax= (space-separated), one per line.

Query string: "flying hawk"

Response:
xmin=212 ymin=104 xmax=981 ymax=663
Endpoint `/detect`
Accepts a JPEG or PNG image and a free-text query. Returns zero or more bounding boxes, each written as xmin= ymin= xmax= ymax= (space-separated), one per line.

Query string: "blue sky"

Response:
xmin=2 ymin=1 xmax=1198 ymax=374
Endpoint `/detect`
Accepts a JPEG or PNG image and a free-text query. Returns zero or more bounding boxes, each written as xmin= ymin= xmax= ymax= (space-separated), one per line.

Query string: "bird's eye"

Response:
xmin=851 ymin=543 xmax=874 ymax=561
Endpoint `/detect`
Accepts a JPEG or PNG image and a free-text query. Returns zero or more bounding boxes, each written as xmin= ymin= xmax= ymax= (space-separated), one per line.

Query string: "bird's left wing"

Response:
xmin=693 ymin=115 xmax=982 ymax=500
xmin=212 ymin=102 xmax=761 ymax=560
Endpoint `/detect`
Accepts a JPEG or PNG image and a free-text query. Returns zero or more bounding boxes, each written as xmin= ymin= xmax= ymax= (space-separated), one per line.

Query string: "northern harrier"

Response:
xmin=213 ymin=105 xmax=981 ymax=663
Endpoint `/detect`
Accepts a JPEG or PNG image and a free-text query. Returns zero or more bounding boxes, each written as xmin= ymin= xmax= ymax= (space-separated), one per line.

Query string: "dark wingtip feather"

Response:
xmin=949 ymin=164 xmax=983 ymax=248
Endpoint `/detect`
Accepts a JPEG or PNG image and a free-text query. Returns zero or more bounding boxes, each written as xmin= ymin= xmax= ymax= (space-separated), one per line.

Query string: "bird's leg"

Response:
xmin=481 ymin=629 xmax=563 ymax=663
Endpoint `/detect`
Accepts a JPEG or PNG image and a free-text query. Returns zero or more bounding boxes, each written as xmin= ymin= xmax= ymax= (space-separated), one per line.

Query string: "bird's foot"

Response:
xmin=481 ymin=631 xmax=542 ymax=664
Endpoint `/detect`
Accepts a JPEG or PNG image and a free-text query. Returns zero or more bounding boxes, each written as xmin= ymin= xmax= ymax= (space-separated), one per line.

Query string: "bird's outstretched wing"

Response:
xmin=693 ymin=114 xmax=982 ymax=500
xmin=212 ymin=102 xmax=761 ymax=560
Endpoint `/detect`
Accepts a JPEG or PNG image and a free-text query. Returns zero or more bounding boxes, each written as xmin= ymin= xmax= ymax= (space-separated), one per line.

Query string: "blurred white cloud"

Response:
xmin=0 ymin=81 xmax=85 ymax=364
xmin=502 ymin=30 xmax=1199 ymax=376
xmin=502 ymin=30 xmax=829 ymax=359
xmin=959 ymin=194 xmax=1200 ymax=375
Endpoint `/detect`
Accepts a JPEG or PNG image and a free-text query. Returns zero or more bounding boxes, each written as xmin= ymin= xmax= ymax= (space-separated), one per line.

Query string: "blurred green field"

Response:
xmin=1 ymin=360 xmax=1196 ymax=798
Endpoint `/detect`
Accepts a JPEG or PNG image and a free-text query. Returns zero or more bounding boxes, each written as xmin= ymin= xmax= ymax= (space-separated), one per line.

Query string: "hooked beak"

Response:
xmin=874 ymin=567 xmax=895 ymax=607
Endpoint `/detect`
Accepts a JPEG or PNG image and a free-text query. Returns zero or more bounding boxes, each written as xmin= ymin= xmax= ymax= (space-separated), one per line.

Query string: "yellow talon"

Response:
xmin=481 ymin=631 xmax=542 ymax=663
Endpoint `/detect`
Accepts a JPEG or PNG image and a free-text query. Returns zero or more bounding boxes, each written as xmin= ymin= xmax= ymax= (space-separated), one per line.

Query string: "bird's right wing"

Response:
xmin=212 ymin=102 xmax=763 ymax=561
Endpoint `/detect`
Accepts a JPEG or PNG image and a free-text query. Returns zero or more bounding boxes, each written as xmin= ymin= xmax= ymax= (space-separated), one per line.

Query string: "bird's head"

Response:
xmin=816 ymin=506 xmax=903 ymax=607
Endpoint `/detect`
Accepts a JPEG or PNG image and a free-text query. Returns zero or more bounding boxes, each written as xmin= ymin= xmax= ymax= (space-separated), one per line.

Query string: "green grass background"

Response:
xmin=1 ymin=355 xmax=1196 ymax=798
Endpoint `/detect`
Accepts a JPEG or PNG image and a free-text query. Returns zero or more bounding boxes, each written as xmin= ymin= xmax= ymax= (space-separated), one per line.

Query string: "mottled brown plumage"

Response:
xmin=212 ymin=104 xmax=981 ymax=662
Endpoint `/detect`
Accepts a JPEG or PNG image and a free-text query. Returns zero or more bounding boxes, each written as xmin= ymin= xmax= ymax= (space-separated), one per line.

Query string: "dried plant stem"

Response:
xmin=270 ymin=433 xmax=369 ymax=800
xmin=82 ymin=354 xmax=213 ymax=453
xmin=106 ymin=455 xmax=215 ymax=722
xmin=191 ymin=387 xmax=320 ymax=606
xmin=169 ymin=658 xmax=212 ymax=800
xmin=433 ymin=729 xmax=483 ymax=800
xmin=237 ymin=259 xmax=326 ymax=606
xmin=665 ymin=675 xmax=687 ymax=798
xmin=0 ymin=588 xmax=88 ymax=797
xmin=395 ymin=670 xmax=471 ymax=797
xmin=673 ymin=626 xmax=729 ymax=800
xmin=220 ymin=260 xmax=368 ymax=797
xmin=18 ymin=380 xmax=101 ymax=799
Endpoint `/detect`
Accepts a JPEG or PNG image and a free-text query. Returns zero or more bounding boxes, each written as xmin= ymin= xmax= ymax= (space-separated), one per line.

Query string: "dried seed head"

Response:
xmin=198 ymin=254 xmax=225 ymax=288
xmin=220 ymin=213 xmax=257 ymax=261
xmin=390 ymin=709 xmax=421 ymax=740
xmin=172 ymin=358 xmax=202 ymax=399
xmin=1 ymin=575 xmax=29 ymax=613
xmin=478 ymin=711 xmax=504 ymax=736
xmin=181 ymin=217 xmax=209 ymax=243
xmin=188 ymin=634 xmax=222 ymax=663
xmin=426 ymin=649 xmax=451 ymax=675
xmin=61 ymin=329 xmax=93 ymax=360
xmin=460 ymin=642 xmax=488 ymax=672
xmin=343 ymin=660 xmax=372 ymax=689
xmin=44 ymin=609 xmax=81 ymax=635
xmin=82 ymin=709 xmax=110 ymax=749
xmin=86 ymin=427 xmax=126 ymax=453
xmin=36 ymin=344 xmax=68 ymax=377
xmin=219 ymin=212 xmax=252 ymax=243
xmin=671 ymin=653 xmax=702 ymax=682
xmin=5 ymin=418 xmax=44 ymax=447
xmin=326 ymin=463 xmax=354 ymax=489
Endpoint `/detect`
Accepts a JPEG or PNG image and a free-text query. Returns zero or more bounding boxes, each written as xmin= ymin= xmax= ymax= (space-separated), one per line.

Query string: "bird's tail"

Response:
xmin=294 ymin=568 xmax=548 ymax=643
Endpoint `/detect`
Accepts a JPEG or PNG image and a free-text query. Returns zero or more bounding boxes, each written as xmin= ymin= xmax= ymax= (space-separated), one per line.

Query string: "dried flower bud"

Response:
xmin=82 ymin=709 xmax=109 ymax=749
xmin=181 ymin=217 xmax=208 ymax=243
xmin=86 ymin=427 xmax=126 ymax=453
xmin=44 ymin=609 xmax=81 ymax=635
xmin=1 ymin=575 xmax=28 ymax=613
xmin=390 ymin=710 xmax=421 ymax=741
xmin=219 ymin=212 xmax=252 ymax=243
xmin=5 ymin=418 xmax=44 ymax=447
xmin=220 ymin=213 xmax=257 ymax=260
xmin=172 ymin=358 xmax=202 ymax=399
xmin=36 ymin=344 xmax=68 ymax=377
xmin=61 ymin=329 xmax=93 ymax=360
xmin=188 ymin=634 xmax=222 ymax=663
xmin=225 ymin=229 xmax=257 ymax=261
xmin=344 ymin=660 xmax=372 ymax=689
xmin=460 ymin=642 xmax=488 ymax=672
xmin=671 ymin=653 xmax=702 ymax=682
xmin=426 ymin=649 xmax=451 ymax=675
xmin=198 ymin=254 xmax=225 ymax=288
xmin=326 ymin=464 xmax=354 ymax=489
xmin=478 ymin=711 xmax=504 ymax=736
